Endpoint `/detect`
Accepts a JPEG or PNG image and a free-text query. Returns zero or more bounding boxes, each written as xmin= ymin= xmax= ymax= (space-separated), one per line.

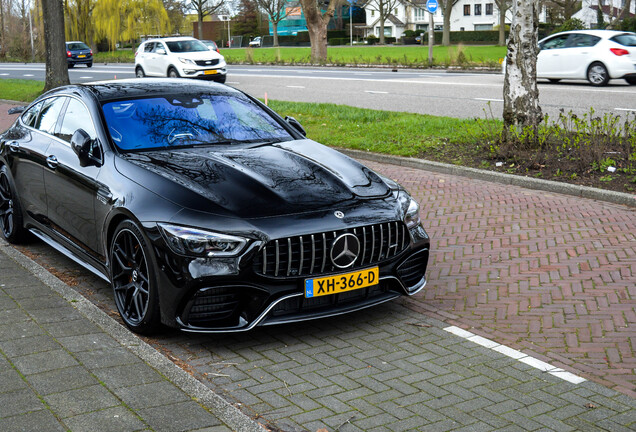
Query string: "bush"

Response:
xmin=366 ymin=35 xmax=378 ymax=45
xmin=619 ymin=17 xmax=636 ymax=32
xmin=327 ymin=30 xmax=347 ymax=39
xmin=329 ymin=38 xmax=350 ymax=46
xmin=556 ymin=18 xmax=586 ymax=33
xmin=432 ymin=30 xmax=508 ymax=44
xmin=402 ymin=30 xmax=418 ymax=38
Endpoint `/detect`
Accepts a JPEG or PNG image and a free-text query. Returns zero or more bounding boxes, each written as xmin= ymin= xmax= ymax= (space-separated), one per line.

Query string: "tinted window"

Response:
xmin=541 ymin=34 xmax=570 ymax=50
xmin=611 ymin=33 xmax=636 ymax=46
xmin=567 ymin=34 xmax=601 ymax=48
xmin=21 ymin=101 xmax=43 ymax=127
xmin=57 ymin=98 xmax=97 ymax=143
xmin=152 ymin=42 xmax=166 ymax=53
xmin=165 ymin=40 xmax=209 ymax=53
xmin=144 ymin=42 xmax=154 ymax=52
xmin=67 ymin=42 xmax=90 ymax=50
xmin=35 ymin=97 xmax=66 ymax=135
xmin=102 ymin=94 xmax=293 ymax=151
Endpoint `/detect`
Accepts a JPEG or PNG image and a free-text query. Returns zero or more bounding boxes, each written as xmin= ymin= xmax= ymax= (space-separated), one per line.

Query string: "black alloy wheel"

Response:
xmin=0 ymin=166 xmax=26 ymax=243
xmin=110 ymin=220 xmax=160 ymax=334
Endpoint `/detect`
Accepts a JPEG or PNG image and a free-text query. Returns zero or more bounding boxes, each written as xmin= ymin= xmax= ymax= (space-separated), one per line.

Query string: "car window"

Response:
xmin=57 ymin=98 xmax=97 ymax=143
xmin=152 ymin=42 xmax=166 ymax=53
xmin=566 ymin=33 xmax=601 ymax=48
xmin=611 ymin=33 xmax=636 ymax=46
xmin=541 ymin=34 xmax=570 ymax=50
xmin=165 ymin=40 xmax=209 ymax=53
xmin=21 ymin=101 xmax=44 ymax=127
xmin=67 ymin=42 xmax=90 ymax=50
xmin=144 ymin=42 xmax=154 ymax=52
xmin=101 ymin=94 xmax=294 ymax=151
xmin=35 ymin=97 xmax=66 ymax=135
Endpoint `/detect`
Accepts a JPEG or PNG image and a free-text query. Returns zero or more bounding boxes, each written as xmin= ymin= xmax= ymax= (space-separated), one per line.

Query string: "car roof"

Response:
xmin=40 ymin=79 xmax=242 ymax=103
xmin=546 ymin=29 xmax=634 ymax=39
xmin=144 ymin=36 xmax=197 ymax=43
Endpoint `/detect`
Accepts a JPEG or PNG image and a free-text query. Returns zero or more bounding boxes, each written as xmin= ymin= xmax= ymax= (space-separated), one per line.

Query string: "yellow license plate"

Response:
xmin=305 ymin=267 xmax=379 ymax=298
xmin=78 ymin=55 xmax=86 ymax=58
xmin=204 ymin=70 xmax=218 ymax=75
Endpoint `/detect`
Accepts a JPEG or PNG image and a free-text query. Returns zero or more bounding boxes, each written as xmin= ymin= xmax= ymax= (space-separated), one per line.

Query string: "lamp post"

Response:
xmin=349 ymin=0 xmax=353 ymax=46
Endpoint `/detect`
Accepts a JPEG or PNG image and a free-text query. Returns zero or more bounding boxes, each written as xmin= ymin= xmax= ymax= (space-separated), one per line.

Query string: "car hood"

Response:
xmin=175 ymin=50 xmax=225 ymax=62
xmin=115 ymin=140 xmax=392 ymax=218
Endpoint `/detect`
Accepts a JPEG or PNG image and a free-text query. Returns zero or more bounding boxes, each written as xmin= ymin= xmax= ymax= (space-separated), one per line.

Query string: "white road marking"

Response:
xmin=23 ymin=74 xmax=34 ymax=77
xmin=444 ymin=326 xmax=586 ymax=385
xmin=475 ymin=98 xmax=504 ymax=102
xmin=286 ymin=85 xmax=305 ymax=89
xmin=365 ymin=90 xmax=389 ymax=94
xmin=615 ymin=107 xmax=636 ymax=112
xmin=79 ymin=76 xmax=93 ymax=79
xmin=0 ymin=73 xmax=8 ymax=76
xmin=226 ymin=81 xmax=240 ymax=84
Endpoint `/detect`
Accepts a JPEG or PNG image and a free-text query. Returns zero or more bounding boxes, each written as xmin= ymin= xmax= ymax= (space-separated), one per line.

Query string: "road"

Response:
xmin=1 ymin=62 xmax=636 ymax=119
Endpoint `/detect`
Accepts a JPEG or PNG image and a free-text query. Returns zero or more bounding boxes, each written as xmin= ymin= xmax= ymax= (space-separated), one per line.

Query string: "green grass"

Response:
xmin=0 ymin=79 xmax=45 ymax=102
xmin=91 ymin=44 xmax=506 ymax=67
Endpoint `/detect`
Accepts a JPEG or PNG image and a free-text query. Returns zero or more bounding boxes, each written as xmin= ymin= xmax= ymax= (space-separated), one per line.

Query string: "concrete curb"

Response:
xmin=0 ymin=239 xmax=266 ymax=432
xmin=338 ymin=148 xmax=636 ymax=208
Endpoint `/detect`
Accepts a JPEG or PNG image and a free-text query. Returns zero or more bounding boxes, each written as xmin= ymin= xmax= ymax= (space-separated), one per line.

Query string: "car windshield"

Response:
xmin=165 ymin=40 xmax=209 ymax=53
xmin=67 ymin=42 xmax=89 ymax=50
xmin=102 ymin=94 xmax=294 ymax=151
xmin=611 ymin=33 xmax=636 ymax=46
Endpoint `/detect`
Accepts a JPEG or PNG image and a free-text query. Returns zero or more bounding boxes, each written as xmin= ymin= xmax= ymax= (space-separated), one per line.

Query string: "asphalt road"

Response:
xmin=1 ymin=62 xmax=636 ymax=119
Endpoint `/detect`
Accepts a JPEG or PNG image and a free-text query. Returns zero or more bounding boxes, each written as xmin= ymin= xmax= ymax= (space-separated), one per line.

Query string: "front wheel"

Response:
xmin=135 ymin=66 xmax=145 ymax=78
xmin=167 ymin=67 xmax=180 ymax=78
xmin=0 ymin=165 xmax=27 ymax=244
xmin=587 ymin=62 xmax=609 ymax=86
xmin=110 ymin=220 xmax=161 ymax=334
xmin=625 ymin=76 xmax=636 ymax=85
xmin=215 ymin=75 xmax=227 ymax=84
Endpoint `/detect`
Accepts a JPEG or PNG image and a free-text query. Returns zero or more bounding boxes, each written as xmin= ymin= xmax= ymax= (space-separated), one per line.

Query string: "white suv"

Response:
xmin=135 ymin=37 xmax=227 ymax=83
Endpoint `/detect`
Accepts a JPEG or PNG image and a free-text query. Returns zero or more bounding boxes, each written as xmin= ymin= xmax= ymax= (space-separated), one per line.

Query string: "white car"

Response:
xmin=249 ymin=36 xmax=262 ymax=48
xmin=135 ymin=37 xmax=227 ymax=83
xmin=536 ymin=30 xmax=636 ymax=86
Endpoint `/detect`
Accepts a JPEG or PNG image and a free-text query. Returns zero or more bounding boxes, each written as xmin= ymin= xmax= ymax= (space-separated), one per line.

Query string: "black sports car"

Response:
xmin=0 ymin=79 xmax=430 ymax=334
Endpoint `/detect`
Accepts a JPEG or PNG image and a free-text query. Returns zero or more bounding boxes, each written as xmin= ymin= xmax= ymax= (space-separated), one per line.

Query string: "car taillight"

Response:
xmin=90 ymin=49 xmax=93 ymax=55
xmin=610 ymin=48 xmax=630 ymax=56
xmin=67 ymin=50 xmax=71 ymax=57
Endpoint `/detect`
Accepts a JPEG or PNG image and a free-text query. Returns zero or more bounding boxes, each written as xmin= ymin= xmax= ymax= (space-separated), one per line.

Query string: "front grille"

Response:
xmin=188 ymin=287 xmax=240 ymax=324
xmin=396 ymin=249 xmax=429 ymax=291
xmin=195 ymin=59 xmax=220 ymax=66
xmin=254 ymin=221 xmax=409 ymax=278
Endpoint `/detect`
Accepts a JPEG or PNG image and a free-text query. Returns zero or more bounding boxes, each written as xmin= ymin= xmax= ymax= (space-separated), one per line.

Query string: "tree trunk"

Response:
xmin=498 ymin=5 xmax=506 ymax=46
xmin=503 ymin=0 xmax=541 ymax=135
xmin=197 ymin=11 xmax=203 ymax=39
xmin=273 ymin=21 xmax=279 ymax=47
xmin=299 ymin=0 xmax=336 ymax=63
xmin=0 ymin=0 xmax=6 ymax=58
xmin=442 ymin=3 xmax=451 ymax=46
xmin=42 ymin=0 xmax=70 ymax=92
xmin=379 ymin=13 xmax=385 ymax=44
xmin=306 ymin=23 xmax=328 ymax=62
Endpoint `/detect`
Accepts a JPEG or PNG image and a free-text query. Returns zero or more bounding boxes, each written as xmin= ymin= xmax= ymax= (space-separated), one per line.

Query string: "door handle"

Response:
xmin=8 ymin=141 xmax=20 ymax=152
xmin=46 ymin=155 xmax=59 ymax=169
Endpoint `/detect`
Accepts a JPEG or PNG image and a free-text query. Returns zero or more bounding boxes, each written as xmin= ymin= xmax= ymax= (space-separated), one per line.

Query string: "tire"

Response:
xmin=86 ymin=62 xmax=92 ymax=68
xmin=0 ymin=165 xmax=27 ymax=244
xmin=135 ymin=66 xmax=145 ymax=78
xmin=167 ymin=67 xmax=180 ymax=78
xmin=110 ymin=220 xmax=161 ymax=334
xmin=587 ymin=62 xmax=609 ymax=86
xmin=548 ymin=79 xmax=561 ymax=83
xmin=68 ymin=63 xmax=74 ymax=69
xmin=215 ymin=75 xmax=227 ymax=84
xmin=625 ymin=76 xmax=636 ymax=85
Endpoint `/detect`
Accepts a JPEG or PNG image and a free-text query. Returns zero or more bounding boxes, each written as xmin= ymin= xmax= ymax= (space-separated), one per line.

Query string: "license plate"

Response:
xmin=78 ymin=55 xmax=86 ymax=58
xmin=204 ymin=70 xmax=218 ymax=75
xmin=305 ymin=267 xmax=379 ymax=298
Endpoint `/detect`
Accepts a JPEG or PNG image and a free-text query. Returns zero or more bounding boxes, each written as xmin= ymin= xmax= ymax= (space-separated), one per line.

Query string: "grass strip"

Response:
xmin=0 ymin=79 xmax=45 ymax=102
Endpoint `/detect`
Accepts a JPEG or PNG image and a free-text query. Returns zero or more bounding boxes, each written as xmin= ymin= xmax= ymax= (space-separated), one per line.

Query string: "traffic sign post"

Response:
xmin=426 ymin=0 xmax=438 ymax=65
xmin=426 ymin=0 xmax=438 ymax=13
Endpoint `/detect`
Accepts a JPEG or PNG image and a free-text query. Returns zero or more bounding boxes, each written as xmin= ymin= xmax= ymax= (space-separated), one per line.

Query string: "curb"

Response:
xmin=0 ymin=239 xmax=266 ymax=432
xmin=338 ymin=148 xmax=636 ymax=208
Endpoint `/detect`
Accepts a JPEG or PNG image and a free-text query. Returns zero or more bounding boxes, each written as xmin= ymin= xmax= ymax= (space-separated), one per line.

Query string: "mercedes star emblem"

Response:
xmin=330 ymin=233 xmax=360 ymax=269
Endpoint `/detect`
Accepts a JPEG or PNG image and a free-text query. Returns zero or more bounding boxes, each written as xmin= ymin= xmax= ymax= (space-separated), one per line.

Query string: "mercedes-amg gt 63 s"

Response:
xmin=0 ymin=79 xmax=430 ymax=334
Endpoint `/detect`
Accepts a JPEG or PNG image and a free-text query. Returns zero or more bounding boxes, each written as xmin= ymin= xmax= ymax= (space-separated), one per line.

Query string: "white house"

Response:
xmin=573 ymin=0 xmax=636 ymax=28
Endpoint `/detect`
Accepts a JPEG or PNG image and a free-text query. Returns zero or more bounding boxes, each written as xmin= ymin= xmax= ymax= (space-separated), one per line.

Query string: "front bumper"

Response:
xmin=179 ymin=66 xmax=227 ymax=80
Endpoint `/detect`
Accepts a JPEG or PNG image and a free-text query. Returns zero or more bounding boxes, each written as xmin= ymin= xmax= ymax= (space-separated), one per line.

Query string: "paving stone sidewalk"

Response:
xmin=0 ymin=241 xmax=263 ymax=432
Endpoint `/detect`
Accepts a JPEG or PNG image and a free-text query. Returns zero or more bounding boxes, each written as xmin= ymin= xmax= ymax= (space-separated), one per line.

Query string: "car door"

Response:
xmin=537 ymin=34 xmax=571 ymax=78
xmin=151 ymin=42 xmax=170 ymax=76
xmin=139 ymin=42 xmax=155 ymax=75
xmin=43 ymin=96 xmax=103 ymax=256
xmin=562 ymin=33 xmax=602 ymax=78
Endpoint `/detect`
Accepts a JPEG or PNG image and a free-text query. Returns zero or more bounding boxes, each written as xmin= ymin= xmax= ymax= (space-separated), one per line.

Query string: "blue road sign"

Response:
xmin=426 ymin=0 xmax=438 ymax=13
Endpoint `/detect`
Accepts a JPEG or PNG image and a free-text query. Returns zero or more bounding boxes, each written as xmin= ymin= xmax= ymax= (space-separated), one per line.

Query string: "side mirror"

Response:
xmin=71 ymin=129 xmax=99 ymax=167
xmin=8 ymin=106 xmax=26 ymax=115
xmin=156 ymin=48 xmax=166 ymax=55
xmin=285 ymin=116 xmax=306 ymax=137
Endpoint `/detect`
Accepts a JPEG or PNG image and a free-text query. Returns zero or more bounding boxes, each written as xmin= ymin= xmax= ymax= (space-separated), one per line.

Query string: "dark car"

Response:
xmin=200 ymin=40 xmax=220 ymax=53
xmin=0 ymin=79 xmax=430 ymax=334
xmin=66 ymin=41 xmax=93 ymax=68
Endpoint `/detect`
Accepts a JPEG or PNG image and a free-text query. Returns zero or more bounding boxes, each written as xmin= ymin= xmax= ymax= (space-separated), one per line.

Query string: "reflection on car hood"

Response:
xmin=175 ymin=50 xmax=225 ymax=61
xmin=116 ymin=139 xmax=391 ymax=218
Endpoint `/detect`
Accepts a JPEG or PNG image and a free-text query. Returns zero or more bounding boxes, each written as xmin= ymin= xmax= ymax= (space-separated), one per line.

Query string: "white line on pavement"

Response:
xmin=286 ymin=85 xmax=305 ymax=89
xmin=23 ymin=74 xmax=34 ymax=77
xmin=475 ymin=98 xmax=504 ymax=102
xmin=79 ymin=76 xmax=93 ymax=79
xmin=615 ymin=107 xmax=636 ymax=112
xmin=444 ymin=326 xmax=586 ymax=385
xmin=365 ymin=90 xmax=389 ymax=94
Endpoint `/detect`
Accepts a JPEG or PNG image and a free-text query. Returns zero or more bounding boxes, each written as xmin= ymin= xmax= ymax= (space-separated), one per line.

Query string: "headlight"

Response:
xmin=399 ymin=192 xmax=421 ymax=229
xmin=178 ymin=57 xmax=195 ymax=65
xmin=158 ymin=223 xmax=247 ymax=257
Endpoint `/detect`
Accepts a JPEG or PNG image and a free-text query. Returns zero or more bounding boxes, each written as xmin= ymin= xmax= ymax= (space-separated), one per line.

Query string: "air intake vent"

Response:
xmin=188 ymin=287 xmax=240 ymax=324
xmin=396 ymin=249 xmax=429 ymax=291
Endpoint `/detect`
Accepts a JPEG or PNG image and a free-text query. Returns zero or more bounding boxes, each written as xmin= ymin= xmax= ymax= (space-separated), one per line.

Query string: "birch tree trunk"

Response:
xmin=503 ymin=0 xmax=541 ymax=137
xmin=42 ymin=0 xmax=70 ymax=92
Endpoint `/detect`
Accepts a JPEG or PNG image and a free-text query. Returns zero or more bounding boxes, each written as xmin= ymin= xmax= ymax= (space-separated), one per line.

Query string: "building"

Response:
xmin=572 ymin=0 xmax=636 ymax=28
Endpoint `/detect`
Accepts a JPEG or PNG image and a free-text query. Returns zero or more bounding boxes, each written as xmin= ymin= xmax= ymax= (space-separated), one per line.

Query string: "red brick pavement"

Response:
xmin=364 ymin=160 xmax=636 ymax=397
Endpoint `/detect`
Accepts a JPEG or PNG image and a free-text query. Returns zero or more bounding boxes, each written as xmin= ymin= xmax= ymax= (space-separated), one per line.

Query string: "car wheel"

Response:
xmin=215 ymin=75 xmax=227 ymax=84
xmin=548 ymin=79 xmax=561 ymax=83
xmin=625 ymin=76 xmax=636 ymax=85
xmin=135 ymin=66 xmax=145 ymax=78
xmin=168 ymin=67 xmax=180 ymax=78
xmin=110 ymin=220 xmax=161 ymax=334
xmin=587 ymin=62 xmax=609 ymax=86
xmin=0 ymin=165 xmax=27 ymax=244
xmin=68 ymin=63 xmax=74 ymax=69
xmin=87 ymin=62 xmax=92 ymax=68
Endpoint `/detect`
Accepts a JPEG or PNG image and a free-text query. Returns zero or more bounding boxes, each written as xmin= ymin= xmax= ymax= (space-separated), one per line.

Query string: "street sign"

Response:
xmin=426 ymin=0 xmax=438 ymax=13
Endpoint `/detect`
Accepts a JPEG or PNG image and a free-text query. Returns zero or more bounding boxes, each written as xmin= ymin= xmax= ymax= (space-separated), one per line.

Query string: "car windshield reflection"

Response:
xmin=102 ymin=95 xmax=293 ymax=151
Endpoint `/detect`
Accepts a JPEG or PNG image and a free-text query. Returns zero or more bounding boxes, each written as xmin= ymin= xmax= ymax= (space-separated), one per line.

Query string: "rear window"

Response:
xmin=101 ymin=94 xmax=293 ymax=151
xmin=67 ymin=42 xmax=90 ymax=50
xmin=611 ymin=33 xmax=636 ymax=47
